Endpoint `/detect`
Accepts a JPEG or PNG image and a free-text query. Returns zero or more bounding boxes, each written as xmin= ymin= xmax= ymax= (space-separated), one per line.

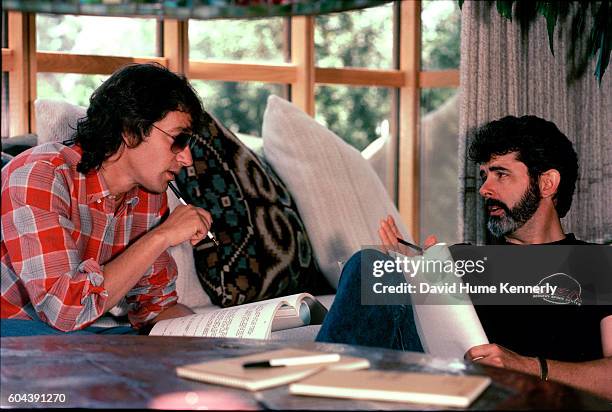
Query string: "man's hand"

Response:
xmin=157 ymin=205 xmax=213 ymax=247
xmin=152 ymin=303 xmax=194 ymax=324
xmin=378 ymin=215 xmax=437 ymax=255
xmin=465 ymin=343 xmax=540 ymax=376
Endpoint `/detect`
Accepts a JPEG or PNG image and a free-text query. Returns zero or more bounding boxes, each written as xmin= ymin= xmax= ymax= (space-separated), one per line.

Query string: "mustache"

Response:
xmin=485 ymin=198 xmax=511 ymax=215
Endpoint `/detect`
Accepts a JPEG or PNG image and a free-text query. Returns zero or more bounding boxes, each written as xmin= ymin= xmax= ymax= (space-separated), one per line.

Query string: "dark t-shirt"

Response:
xmin=451 ymin=234 xmax=611 ymax=362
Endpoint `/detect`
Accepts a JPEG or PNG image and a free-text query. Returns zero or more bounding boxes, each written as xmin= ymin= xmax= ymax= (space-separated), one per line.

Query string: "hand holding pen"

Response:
xmin=378 ymin=215 xmax=437 ymax=256
xmin=168 ymin=182 xmax=219 ymax=247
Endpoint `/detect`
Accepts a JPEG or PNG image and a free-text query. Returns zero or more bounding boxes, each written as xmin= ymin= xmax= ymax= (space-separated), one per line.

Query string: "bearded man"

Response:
xmin=315 ymin=116 xmax=612 ymax=399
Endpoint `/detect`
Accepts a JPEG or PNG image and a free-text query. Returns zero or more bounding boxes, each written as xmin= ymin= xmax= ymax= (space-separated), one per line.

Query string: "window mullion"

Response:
xmin=289 ymin=15 xmax=314 ymax=116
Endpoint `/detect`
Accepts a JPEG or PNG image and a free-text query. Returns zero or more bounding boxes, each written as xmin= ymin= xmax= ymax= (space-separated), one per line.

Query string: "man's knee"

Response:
xmin=339 ymin=248 xmax=390 ymax=285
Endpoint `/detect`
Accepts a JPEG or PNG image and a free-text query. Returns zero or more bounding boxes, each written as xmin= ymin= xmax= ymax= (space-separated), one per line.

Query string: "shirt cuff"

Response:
xmin=77 ymin=258 xmax=109 ymax=304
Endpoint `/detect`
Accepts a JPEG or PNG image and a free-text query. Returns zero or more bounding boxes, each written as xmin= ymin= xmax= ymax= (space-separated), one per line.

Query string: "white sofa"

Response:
xmin=25 ymin=97 xmax=415 ymax=340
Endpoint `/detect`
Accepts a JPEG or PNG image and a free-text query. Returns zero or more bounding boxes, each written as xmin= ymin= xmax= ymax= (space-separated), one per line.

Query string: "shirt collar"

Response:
xmin=72 ymin=146 xmax=139 ymax=206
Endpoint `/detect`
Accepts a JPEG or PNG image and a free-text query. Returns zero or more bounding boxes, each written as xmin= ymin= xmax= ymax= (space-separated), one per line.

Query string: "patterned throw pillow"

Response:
xmin=175 ymin=111 xmax=327 ymax=307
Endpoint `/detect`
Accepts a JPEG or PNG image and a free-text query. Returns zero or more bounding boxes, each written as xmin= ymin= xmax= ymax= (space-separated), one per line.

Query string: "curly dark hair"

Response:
xmin=66 ymin=63 xmax=204 ymax=174
xmin=468 ymin=115 xmax=578 ymax=218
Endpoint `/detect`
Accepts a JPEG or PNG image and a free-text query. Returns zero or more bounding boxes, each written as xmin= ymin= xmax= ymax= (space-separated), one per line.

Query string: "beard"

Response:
xmin=486 ymin=179 xmax=541 ymax=237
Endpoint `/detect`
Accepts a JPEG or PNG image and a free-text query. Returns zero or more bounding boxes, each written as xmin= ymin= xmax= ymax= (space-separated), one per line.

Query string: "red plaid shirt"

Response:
xmin=1 ymin=143 xmax=178 ymax=331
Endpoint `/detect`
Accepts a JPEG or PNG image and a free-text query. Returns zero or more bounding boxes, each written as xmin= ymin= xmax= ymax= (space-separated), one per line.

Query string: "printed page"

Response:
xmin=413 ymin=304 xmax=488 ymax=358
xmin=394 ymin=244 xmax=489 ymax=358
xmin=150 ymin=299 xmax=286 ymax=339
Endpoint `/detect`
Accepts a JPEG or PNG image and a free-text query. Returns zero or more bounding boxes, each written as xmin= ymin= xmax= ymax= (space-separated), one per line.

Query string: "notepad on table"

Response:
xmin=289 ymin=369 xmax=491 ymax=408
xmin=176 ymin=348 xmax=370 ymax=391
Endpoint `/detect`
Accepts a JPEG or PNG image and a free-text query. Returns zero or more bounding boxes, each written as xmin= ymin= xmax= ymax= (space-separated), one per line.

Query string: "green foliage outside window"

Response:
xmin=35 ymin=1 xmax=461 ymax=148
xmin=36 ymin=14 xmax=155 ymax=107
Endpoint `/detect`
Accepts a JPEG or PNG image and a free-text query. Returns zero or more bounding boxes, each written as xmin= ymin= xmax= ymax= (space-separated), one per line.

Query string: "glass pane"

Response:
xmin=37 ymin=73 xmax=108 ymax=107
xmin=191 ymin=80 xmax=285 ymax=137
xmin=315 ymin=3 xmax=393 ymax=69
xmin=421 ymin=0 xmax=461 ymax=70
xmin=2 ymin=12 xmax=7 ymax=137
xmin=36 ymin=14 xmax=157 ymax=57
xmin=189 ymin=18 xmax=286 ymax=62
xmin=2 ymin=11 xmax=7 ymax=48
xmin=420 ymin=88 xmax=460 ymax=244
xmin=315 ymin=85 xmax=391 ymax=151
xmin=2 ymin=73 xmax=8 ymax=138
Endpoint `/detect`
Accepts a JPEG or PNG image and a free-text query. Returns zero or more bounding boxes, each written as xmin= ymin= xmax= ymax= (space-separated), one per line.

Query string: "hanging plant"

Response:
xmin=458 ymin=0 xmax=611 ymax=85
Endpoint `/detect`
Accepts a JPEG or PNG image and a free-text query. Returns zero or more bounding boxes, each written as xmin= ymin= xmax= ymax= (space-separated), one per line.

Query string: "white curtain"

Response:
xmin=458 ymin=1 xmax=612 ymax=244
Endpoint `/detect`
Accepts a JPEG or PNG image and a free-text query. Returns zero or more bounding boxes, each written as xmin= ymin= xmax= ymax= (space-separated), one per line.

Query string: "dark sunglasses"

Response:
xmin=151 ymin=124 xmax=197 ymax=154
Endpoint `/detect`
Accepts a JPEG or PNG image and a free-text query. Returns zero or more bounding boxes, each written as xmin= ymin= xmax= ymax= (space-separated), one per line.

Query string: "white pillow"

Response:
xmin=166 ymin=191 xmax=212 ymax=309
xmin=262 ymin=95 xmax=413 ymax=288
xmin=35 ymin=99 xmax=86 ymax=144
xmin=361 ymin=134 xmax=390 ymax=187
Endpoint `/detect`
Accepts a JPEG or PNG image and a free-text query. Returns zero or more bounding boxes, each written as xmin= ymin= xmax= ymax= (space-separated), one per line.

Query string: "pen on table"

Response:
xmin=396 ymin=237 xmax=424 ymax=254
xmin=243 ymin=353 xmax=341 ymax=368
xmin=168 ymin=182 xmax=219 ymax=246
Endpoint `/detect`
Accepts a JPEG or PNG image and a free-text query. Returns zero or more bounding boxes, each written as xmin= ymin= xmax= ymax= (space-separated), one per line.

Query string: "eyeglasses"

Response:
xmin=151 ymin=124 xmax=196 ymax=154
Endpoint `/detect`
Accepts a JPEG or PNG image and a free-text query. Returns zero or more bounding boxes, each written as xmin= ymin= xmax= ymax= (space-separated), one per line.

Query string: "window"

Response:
xmin=421 ymin=0 xmax=460 ymax=70
xmin=189 ymin=18 xmax=287 ymax=62
xmin=2 ymin=11 xmax=9 ymax=138
xmin=192 ymin=80 xmax=285 ymax=137
xmin=314 ymin=3 xmax=394 ymax=152
xmin=189 ymin=18 xmax=288 ymax=137
xmin=315 ymin=3 xmax=393 ymax=69
xmin=419 ymin=0 xmax=461 ymax=243
xmin=37 ymin=14 xmax=157 ymax=57
xmin=420 ymin=88 xmax=460 ymax=244
xmin=34 ymin=15 xmax=157 ymax=108
xmin=3 ymin=1 xmax=461 ymax=240
xmin=37 ymin=73 xmax=108 ymax=107
xmin=315 ymin=85 xmax=391 ymax=151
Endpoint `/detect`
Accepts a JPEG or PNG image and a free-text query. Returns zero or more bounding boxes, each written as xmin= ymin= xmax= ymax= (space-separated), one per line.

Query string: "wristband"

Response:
xmin=537 ymin=356 xmax=548 ymax=381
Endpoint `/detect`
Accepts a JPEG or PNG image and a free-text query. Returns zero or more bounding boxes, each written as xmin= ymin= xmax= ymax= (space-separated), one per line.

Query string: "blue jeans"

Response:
xmin=1 ymin=319 xmax=138 ymax=337
xmin=316 ymin=249 xmax=424 ymax=352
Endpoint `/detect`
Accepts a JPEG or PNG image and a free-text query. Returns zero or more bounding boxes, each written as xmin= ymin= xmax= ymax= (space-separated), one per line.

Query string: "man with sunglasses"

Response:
xmin=1 ymin=63 xmax=211 ymax=336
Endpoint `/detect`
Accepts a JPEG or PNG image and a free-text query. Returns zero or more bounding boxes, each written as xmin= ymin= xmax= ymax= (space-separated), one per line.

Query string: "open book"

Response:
xmin=149 ymin=293 xmax=327 ymax=339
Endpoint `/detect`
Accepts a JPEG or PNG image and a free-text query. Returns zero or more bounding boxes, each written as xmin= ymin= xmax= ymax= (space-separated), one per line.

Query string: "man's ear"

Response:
xmin=122 ymin=131 xmax=136 ymax=148
xmin=539 ymin=169 xmax=561 ymax=199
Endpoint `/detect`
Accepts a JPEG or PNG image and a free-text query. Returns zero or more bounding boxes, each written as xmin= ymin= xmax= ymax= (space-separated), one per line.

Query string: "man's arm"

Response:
xmin=101 ymin=204 xmax=211 ymax=313
xmin=466 ymin=315 xmax=612 ymax=400
xmin=1 ymin=159 xmax=210 ymax=331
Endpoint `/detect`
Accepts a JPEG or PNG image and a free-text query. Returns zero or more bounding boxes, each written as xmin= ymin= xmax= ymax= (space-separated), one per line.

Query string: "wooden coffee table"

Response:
xmin=1 ymin=335 xmax=608 ymax=409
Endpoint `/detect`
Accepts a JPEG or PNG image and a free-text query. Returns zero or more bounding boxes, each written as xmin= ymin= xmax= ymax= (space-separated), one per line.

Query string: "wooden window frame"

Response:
xmin=1 ymin=1 xmax=460 ymax=242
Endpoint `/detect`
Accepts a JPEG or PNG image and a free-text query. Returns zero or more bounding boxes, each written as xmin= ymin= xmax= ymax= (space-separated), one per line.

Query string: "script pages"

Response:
xmin=149 ymin=293 xmax=327 ymax=339
xmin=391 ymin=244 xmax=489 ymax=358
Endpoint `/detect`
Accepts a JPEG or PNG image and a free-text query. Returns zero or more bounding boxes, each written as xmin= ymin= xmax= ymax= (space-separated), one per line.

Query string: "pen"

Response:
xmin=396 ymin=237 xmax=424 ymax=254
xmin=243 ymin=353 xmax=341 ymax=368
xmin=168 ymin=182 xmax=219 ymax=246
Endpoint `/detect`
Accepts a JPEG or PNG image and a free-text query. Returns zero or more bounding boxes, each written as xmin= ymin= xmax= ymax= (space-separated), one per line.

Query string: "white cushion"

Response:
xmin=166 ymin=192 xmax=212 ymax=308
xmin=35 ymin=99 xmax=86 ymax=144
xmin=361 ymin=134 xmax=389 ymax=187
xmin=262 ymin=95 xmax=413 ymax=288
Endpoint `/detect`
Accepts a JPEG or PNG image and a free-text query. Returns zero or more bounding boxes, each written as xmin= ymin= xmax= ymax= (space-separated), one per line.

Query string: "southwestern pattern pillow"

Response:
xmin=175 ymin=111 xmax=325 ymax=307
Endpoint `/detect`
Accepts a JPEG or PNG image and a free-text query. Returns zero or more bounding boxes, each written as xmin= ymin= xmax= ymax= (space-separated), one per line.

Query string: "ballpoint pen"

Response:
xmin=242 ymin=353 xmax=341 ymax=368
xmin=396 ymin=237 xmax=424 ymax=254
xmin=168 ymin=181 xmax=219 ymax=247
